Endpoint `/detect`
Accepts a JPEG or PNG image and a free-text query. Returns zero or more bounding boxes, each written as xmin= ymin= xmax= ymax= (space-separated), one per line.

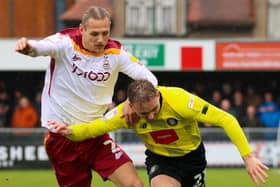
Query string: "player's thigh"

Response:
xmin=151 ymin=174 xmax=181 ymax=187
xmin=91 ymin=136 xmax=136 ymax=181
xmin=108 ymin=161 xmax=143 ymax=187
xmin=53 ymin=160 xmax=92 ymax=187
xmin=44 ymin=133 xmax=92 ymax=187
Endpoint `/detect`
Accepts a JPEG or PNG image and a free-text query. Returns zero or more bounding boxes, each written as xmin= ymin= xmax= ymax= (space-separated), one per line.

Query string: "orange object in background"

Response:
xmin=11 ymin=96 xmax=38 ymax=128
xmin=216 ymin=42 xmax=280 ymax=70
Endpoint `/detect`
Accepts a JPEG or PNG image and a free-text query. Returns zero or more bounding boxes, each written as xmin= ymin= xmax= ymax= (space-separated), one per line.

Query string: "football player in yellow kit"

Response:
xmin=49 ymin=79 xmax=269 ymax=187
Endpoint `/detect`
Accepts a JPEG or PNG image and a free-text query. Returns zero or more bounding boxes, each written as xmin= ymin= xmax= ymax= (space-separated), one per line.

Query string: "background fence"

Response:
xmin=1 ymin=127 xmax=279 ymax=169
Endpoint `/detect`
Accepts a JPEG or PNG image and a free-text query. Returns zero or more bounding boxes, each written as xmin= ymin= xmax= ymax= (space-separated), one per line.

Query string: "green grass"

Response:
xmin=0 ymin=168 xmax=279 ymax=187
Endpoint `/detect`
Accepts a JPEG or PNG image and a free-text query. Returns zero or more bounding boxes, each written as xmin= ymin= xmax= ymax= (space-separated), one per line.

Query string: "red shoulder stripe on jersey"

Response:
xmin=105 ymin=39 xmax=122 ymax=49
xmin=59 ymin=27 xmax=84 ymax=49
xmin=71 ymin=40 xmax=121 ymax=56
xmin=59 ymin=28 xmax=122 ymax=56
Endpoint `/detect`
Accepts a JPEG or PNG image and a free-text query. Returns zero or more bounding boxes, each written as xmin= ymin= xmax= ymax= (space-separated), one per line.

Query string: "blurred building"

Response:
xmin=0 ymin=0 xmax=278 ymax=39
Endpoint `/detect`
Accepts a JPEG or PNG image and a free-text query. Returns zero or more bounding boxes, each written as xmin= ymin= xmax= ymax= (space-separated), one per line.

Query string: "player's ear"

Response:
xmin=155 ymin=91 xmax=160 ymax=97
xmin=79 ymin=24 xmax=84 ymax=33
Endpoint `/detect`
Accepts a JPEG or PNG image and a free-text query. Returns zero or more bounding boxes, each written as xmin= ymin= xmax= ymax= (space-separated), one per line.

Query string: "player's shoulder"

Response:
xmin=56 ymin=27 xmax=82 ymax=46
xmin=103 ymin=38 xmax=122 ymax=55
xmin=105 ymin=39 xmax=122 ymax=49
xmin=158 ymin=86 xmax=188 ymax=97
xmin=158 ymin=86 xmax=193 ymax=112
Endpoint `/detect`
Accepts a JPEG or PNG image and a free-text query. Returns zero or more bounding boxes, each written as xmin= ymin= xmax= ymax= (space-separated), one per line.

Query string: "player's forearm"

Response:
xmin=28 ymin=40 xmax=57 ymax=57
xmin=67 ymin=118 xmax=124 ymax=141
xmin=219 ymin=113 xmax=253 ymax=156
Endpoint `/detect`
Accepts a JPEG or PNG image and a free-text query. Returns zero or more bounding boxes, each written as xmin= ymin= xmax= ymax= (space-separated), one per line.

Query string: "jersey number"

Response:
xmin=103 ymin=140 xmax=123 ymax=159
xmin=193 ymin=169 xmax=206 ymax=187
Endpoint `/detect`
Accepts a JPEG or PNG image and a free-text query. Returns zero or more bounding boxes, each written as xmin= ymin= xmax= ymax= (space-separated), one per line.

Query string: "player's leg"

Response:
xmin=44 ymin=132 xmax=92 ymax=187
xmin=90 ymin=134 xmax=143 ymax=187
xmin=145 ymin=150 xmax=182 ymax=187
xmin=108 ymin=161 xmax=143 ymax=187
xmin=150 ymin=174 xmax=181 ymax=187
xmin=145 ymin=143 xmax=207 ymax=187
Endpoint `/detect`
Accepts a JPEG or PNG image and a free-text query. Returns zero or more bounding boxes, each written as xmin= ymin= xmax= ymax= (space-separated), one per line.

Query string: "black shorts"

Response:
xmin=145 ymin=143 xmax=207 ymax=187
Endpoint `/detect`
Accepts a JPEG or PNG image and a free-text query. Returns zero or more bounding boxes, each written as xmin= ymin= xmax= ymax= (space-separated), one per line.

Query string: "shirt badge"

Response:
xmin=166 ymin=118 xmax=178 ymax=126
xmin=103 ymin=108 xmax=118 ymax=121
xmin=103 ymin=56 xmax=111 ymax=69
xmin=141 ymin=123 xmax=147 ymax=129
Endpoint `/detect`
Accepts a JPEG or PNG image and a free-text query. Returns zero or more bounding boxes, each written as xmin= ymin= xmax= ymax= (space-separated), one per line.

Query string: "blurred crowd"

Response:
xmin=1 ymin=72 xmax=280 ymax=129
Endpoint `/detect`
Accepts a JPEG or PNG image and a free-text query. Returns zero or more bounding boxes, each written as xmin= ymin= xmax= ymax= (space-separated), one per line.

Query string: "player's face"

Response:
xmin=131 ymin=92 xmax=161 ymax=122
xmin=80 ymin=17 xmax=111 ymax=53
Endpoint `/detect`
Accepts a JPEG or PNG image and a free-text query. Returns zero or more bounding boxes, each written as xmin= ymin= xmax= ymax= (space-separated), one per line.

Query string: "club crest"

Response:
xmin=167 ymin=118 xmax=178 ymax=126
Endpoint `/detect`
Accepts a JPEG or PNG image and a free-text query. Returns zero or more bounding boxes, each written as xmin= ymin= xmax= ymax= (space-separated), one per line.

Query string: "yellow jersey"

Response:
xmin=68 ymin=86 xmax=252 ymax=157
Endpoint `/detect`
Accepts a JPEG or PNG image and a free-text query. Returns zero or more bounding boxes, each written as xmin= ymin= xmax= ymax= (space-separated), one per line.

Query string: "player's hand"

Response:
xmin=15 ymin=37 xmax=33 ymax=54
xmin=121 ymin=100 xmax=140 ymax=125
xmin=47 ymin=120 xmax=72 ymax=136
xmin=243 ymin=153 xmax=269 ymax=186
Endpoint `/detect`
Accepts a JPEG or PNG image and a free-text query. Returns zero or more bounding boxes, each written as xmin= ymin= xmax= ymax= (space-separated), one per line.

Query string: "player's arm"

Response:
xmin=15 ymin=37 xmax=35 ymax=55
xmin=15 ymin=33 xmax=64 ymax=57
xmin=48 ymin=104 xmax=128 ymax=141
xmin=118 ymin=48 xmax=158 ymax=86
xmin=187 ymin=94 xmax=253 ymax=156
xmin=179 ymin=93 xmax=269 ymax=185
xmin=118 ymin=48 xmax=158 ymax=124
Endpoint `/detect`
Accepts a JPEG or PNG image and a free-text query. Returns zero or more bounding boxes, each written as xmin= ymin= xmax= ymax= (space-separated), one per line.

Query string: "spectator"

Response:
xmin=221 ymin=82 xmax=233 ymax=101
xmin=13 ymin=89 xmax=23 ymax=103
xmin=257 ymin=91 xmax=280 ymax=127
xmin=240 ymin=105 xmax=264 ymax=128
xmin=0 ymin=80 xmax=7 ymax=90
xmin=0 ymin=102 xmax=9 ymax=127
xmin=209 ymin=89 xmax=222 ymax=107
xmin=232 ymin=90 xmax=246 ymax=122
xmin=11 ymin=96 xmax=38 ymax=128
xmin=33 ymin=91 xmax=42 ymax=127
xmin=220 ymin=98 xmax=237 ymax=117
xmin=0 ymin=90 xmax=12 ymax=126
xmin=245 ymin=86 xmax=262 ymax=107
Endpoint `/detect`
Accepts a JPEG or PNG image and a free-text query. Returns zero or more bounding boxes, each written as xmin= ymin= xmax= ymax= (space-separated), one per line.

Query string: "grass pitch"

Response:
xmin=0 ymin=168 xmax=279 ymax=187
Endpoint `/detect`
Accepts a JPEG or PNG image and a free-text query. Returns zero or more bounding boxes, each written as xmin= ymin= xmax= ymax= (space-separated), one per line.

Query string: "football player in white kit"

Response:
xmin=15 ymin=6 xmax=157 ymax=187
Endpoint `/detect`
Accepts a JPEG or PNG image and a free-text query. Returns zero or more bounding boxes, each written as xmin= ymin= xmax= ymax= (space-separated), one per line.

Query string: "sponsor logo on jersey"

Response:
xmin=166 ymin=118 xmax=178 ymax=126
xmin=103 ymin=108 xmax=118 ymax=121
xmin=72 ymin=54 xmax=81 ymax=61
xmin=150 ymin=129 xmax=179 ymax=144
xmin=188 ymin=97 xmax=195 ymax=109
xmin=72 ymin=63 xmax=111 ymax=81
xmin=149 ymin=164 xmax=160 ymax=176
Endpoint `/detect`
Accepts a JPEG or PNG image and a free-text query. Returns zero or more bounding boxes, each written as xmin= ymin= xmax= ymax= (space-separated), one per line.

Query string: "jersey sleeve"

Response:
xmin=164 ymin=87 xmax=253 ymax=157
xmin=66 ymin=103 xmax=127 ymax=141
xmin=117 ymin=47 xmax=158 ymax=86
xmin=28 ymin=33 xmax=66 ymax=58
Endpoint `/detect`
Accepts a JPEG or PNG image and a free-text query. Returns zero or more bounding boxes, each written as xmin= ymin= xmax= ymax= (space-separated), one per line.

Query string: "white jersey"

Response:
xmin=28 ymin=28 xmax=158 ymax=130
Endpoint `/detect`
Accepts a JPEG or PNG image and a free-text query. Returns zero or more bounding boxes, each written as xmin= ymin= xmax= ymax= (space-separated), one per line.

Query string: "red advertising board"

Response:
xmin=216 ymin=42 xmax=280 ymax=70
xmin=181 ymin=47 xmax=202 ymax=70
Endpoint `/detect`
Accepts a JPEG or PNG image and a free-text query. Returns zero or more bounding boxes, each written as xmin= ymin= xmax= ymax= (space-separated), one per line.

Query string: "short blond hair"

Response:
xmin=127 ymin=80 xmax=157 ymax=104
xmin=81 ymin=6 xmax=111 ymax=25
